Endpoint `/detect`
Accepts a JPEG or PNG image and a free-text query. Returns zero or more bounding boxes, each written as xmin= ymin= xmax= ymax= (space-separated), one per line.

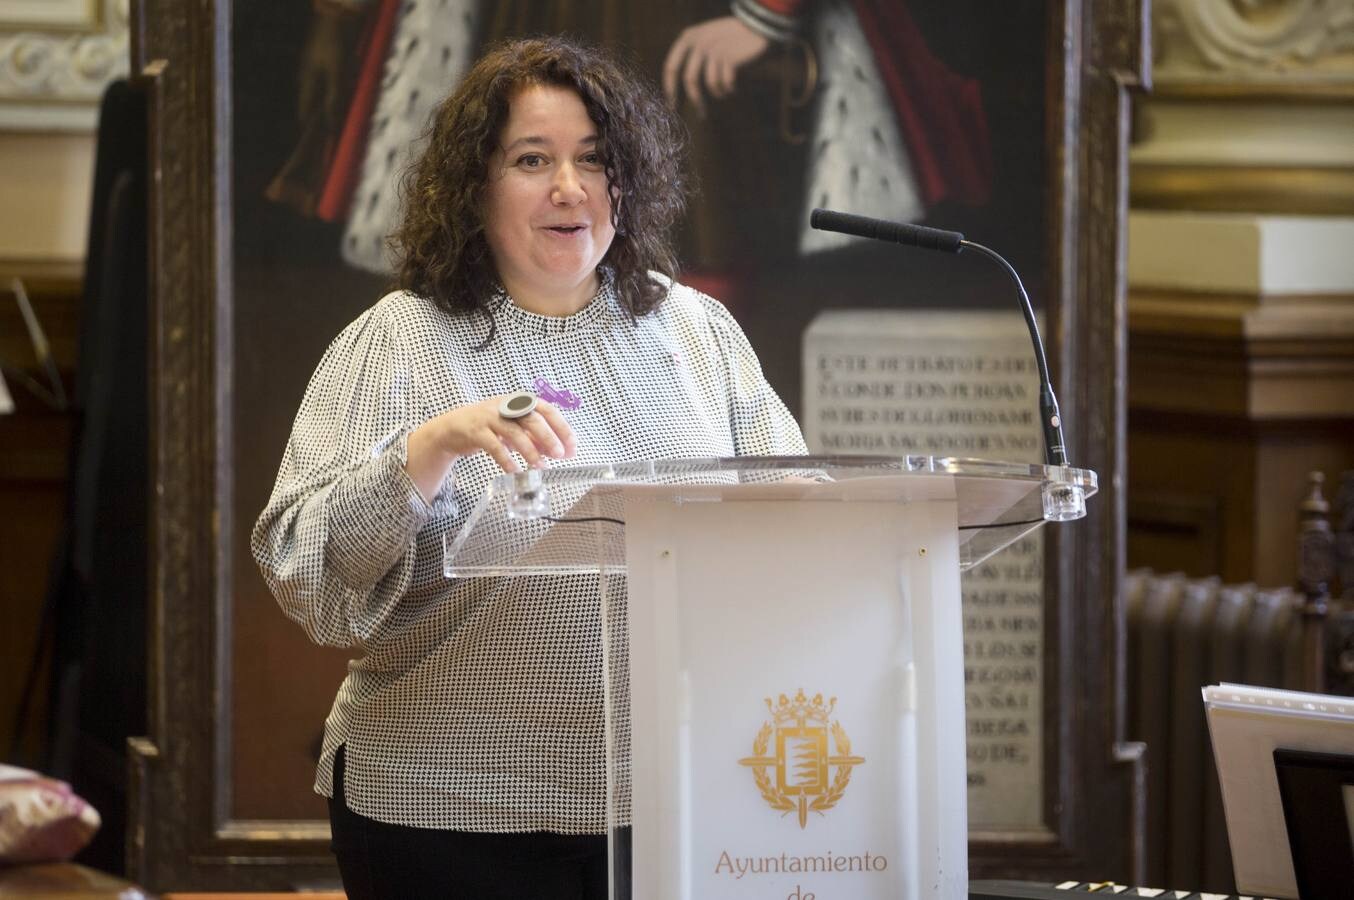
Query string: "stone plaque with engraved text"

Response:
xmin=803 ymin=309 xmax=1046 ymax=829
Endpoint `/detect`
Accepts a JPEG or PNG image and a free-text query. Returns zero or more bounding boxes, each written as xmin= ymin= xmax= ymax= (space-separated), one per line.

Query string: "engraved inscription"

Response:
xmin=803 ymin=310 xmax=1045 ymax=829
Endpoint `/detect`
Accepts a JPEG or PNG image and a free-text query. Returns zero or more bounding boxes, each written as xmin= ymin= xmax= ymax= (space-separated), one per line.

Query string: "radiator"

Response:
xmin=1124 ymin=570 xmax=1307 ymax=893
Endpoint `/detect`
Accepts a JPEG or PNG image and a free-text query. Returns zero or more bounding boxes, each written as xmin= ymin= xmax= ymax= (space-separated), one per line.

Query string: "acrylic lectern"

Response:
xmin=443 ymin=456 xmax=1096 ymax=900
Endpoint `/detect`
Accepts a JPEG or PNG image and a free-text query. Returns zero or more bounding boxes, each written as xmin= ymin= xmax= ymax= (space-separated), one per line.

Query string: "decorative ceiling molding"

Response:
xmin=1154 ymin=0 xmax=1354 ymax=84
xmin=0 ymin=0 xmax=129 ymax=131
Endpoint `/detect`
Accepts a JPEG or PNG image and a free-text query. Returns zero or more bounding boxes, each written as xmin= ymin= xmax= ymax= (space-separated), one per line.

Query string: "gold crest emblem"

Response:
xmin=738 ymin=689 xmax=865 ymax=829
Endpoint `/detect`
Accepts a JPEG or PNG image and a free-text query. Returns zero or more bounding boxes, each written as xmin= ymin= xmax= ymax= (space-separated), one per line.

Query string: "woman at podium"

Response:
xmin=251 ymin=36 xmax=807 ymax=899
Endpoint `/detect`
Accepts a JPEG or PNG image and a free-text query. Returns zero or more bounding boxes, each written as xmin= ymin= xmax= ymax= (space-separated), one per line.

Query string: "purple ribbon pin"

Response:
xmin=533 ymin=376 xmax=581 ymax=411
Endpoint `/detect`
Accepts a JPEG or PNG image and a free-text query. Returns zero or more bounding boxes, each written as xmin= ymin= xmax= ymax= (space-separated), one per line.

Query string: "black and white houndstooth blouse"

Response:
xmin=251 ymin=274 xmax=807 ymax=833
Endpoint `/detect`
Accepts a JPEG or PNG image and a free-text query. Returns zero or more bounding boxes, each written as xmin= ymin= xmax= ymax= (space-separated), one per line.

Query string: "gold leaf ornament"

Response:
xmin=738 ymin=691 xmax=865 ymax=829
xmin=749 ymin=722 xmax=796 ymax=812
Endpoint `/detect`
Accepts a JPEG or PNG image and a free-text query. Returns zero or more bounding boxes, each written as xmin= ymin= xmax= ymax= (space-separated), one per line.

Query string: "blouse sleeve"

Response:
xmin=700 ymin=295 xmax=810 ymax=457
xmin=731 ymin=0 xmax=807 ymax=42
xmin=250 ymin=305 xmax=448 ymax=649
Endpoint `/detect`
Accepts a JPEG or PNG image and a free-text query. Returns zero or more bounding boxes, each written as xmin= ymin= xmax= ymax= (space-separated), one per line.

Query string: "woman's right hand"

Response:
xmin=405 ymin=397 xmax=577 ymax=502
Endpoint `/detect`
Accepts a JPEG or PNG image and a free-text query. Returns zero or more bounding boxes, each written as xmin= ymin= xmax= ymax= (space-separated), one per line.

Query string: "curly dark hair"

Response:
xmin=392 ymin=36 xmax=688 ymax=326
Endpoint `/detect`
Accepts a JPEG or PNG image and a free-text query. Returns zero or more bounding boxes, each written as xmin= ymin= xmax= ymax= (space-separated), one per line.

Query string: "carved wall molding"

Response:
xmin=1154 ymin=0 xmax=1354 ymax=83
xmin=1134 ymin=3 xmax=1354 ymax=211
xmin=0 ymin=0 xmax=130 ymax=130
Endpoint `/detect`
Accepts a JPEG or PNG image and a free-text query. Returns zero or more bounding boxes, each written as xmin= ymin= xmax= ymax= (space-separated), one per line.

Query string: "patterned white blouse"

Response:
xmin=251 ymin=275 xmax=807 ymax=833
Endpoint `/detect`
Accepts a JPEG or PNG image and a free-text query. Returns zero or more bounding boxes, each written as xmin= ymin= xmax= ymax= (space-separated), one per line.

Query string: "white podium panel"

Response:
xmin=624 ymin=495 xmax=967 ymax=900
xmin=441 ymin=457 xmax=1096 ymax=900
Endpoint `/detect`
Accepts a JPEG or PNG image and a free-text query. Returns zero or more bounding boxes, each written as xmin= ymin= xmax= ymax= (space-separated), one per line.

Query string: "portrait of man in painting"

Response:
xmin=227 ymin=0 xmax=1048 ymax=822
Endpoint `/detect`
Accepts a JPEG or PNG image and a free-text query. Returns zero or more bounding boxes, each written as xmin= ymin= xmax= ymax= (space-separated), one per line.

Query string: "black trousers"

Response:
xmin=328 ymin=746 xmax=630 ymax=899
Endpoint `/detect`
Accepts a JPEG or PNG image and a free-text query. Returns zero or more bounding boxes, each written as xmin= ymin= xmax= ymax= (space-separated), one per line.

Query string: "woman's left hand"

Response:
xmin=405 ymin=396 xmax=577 ymax=502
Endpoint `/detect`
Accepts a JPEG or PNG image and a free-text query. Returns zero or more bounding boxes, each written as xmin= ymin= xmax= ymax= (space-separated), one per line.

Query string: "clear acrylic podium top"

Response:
xmin=443 ymin=455 xmax=1096 ymax=578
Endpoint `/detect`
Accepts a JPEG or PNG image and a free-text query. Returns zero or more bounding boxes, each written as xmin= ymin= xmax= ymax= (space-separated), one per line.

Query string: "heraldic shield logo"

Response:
xmin=738 ymin=689 xmax=865 ymax=829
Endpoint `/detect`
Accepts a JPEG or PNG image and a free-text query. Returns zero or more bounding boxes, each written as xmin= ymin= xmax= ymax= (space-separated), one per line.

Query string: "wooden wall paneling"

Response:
xmin=1255 ymin=429 xmax=1354 ymax=588
xmin=1128 ymin=291 xmax=1354 ymax=586
xmin=1128 ymin=415 xmax=1258 ymax=582
xmin=1126 ymin=489 xmax=1224 ymax=578
xmin=0 ymin=264 xmax=81 ymax=767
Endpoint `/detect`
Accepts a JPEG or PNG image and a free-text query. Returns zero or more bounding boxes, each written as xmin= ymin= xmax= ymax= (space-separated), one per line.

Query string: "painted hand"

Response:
xmin=663 ymin=16 xmax=771 ymax=117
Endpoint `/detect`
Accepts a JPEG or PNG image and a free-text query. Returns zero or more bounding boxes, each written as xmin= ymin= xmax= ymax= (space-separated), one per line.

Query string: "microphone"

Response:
xmin=809 ymin=208 xmax=964 ymax=254
xmin=810 ymin=208 xmax=1083 ymax=521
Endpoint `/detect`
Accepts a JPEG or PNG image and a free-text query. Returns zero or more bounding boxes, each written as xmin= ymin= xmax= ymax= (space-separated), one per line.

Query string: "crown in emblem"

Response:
xmin=765 ymin=688 xmax=836 ymax=725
